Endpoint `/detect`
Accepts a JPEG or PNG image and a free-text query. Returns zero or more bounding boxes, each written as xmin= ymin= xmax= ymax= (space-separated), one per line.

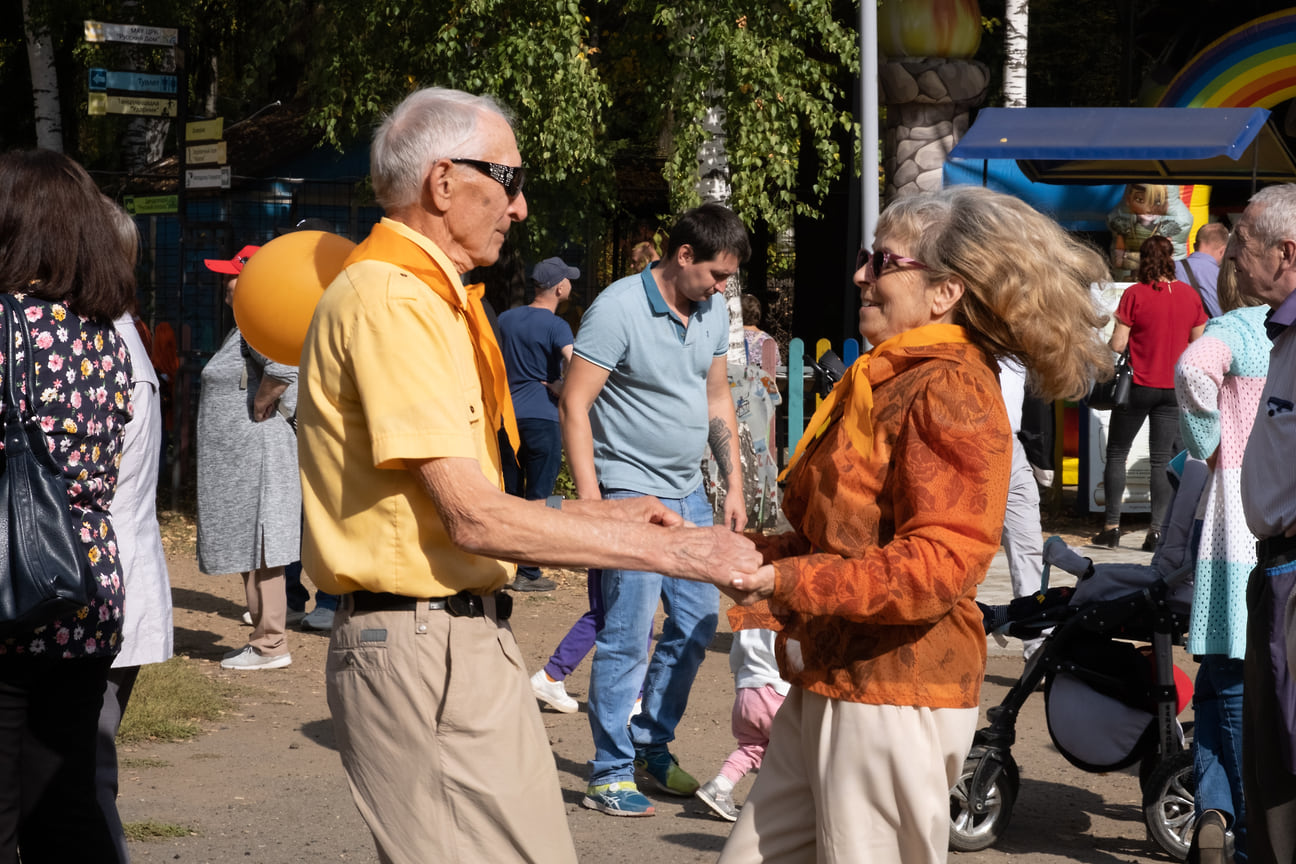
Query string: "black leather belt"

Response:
xmin=349 ymin=589 xmax=512 ymax=621
xmin=1257 ymin=534 xmax=1296 ymax=564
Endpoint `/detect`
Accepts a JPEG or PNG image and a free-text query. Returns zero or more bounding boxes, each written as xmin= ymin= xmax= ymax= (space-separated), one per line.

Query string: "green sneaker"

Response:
xmin=582 ymin=781 xmax=655 ymax=817
xmin=634 ymin=747 xmax=700 ymax=796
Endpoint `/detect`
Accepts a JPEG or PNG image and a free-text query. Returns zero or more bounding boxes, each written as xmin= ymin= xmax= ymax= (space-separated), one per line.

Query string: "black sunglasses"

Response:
xmin=855 ymin=247 xmax=930 ymax=278
xmin=450 ymin=158 xmax=526 ymax=198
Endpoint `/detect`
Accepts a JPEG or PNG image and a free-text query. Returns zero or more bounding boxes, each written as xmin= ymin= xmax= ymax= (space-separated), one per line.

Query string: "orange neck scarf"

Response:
xmin=780 ymin=324 xmax=971 ymax=480
xmin=345 ymin=221 xmax=520 ymax=455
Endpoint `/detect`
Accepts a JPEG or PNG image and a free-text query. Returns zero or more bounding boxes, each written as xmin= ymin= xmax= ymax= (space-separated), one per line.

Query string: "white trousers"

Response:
xmin=718 ymin=689 xmax=978 ymax=864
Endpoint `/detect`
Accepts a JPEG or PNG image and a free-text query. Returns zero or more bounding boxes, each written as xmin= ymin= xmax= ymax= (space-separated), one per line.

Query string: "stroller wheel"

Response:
xmin=1142 ymin=749 xmax=1195 ymax=861
xmin=949 ymin=747 xmax=1019 ymax=852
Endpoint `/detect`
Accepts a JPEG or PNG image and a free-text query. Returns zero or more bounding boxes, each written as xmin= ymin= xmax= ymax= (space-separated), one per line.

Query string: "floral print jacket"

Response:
xmin=758 ymin=340 xmax=1010 ymax=710
xmin=0 ymin=295 xmax=132 ymax=659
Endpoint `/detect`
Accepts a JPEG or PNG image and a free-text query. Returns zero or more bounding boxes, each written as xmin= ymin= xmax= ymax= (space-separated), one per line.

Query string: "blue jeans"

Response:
xmin=285 ymin=561 xmax=339 ymax=612
xmin=1194 ymin=655 xmax=1247 ymax=862
xmin=500 ymin=420 xmax=564 ymax=581
xmin=587 ymin=486 xmax=719 ymax=785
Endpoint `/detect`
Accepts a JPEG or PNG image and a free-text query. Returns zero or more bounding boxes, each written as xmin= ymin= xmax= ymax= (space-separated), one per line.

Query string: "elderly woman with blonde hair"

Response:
xmin=719 ymin=186 xmax=1112 ymax=864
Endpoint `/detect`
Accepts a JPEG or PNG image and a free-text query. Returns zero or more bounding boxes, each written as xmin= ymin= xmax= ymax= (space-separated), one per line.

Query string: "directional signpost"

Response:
xmin=84 ymin=20 xmax=178 ymax=46
xmin=88 ymin=93 xmax=177 ymax=116
xmin=88 ymin=68 xmax=177 ymax=95
xmin=185 ymin=141 xmax=227 ymax=165
xmin=185 ymin=118 xmax=223 ymax=142
xmin=184 ymin=116 xmax=228 ymax=188
xmin=185 ymin=167 xmax=231 ymax=189
xmin=83 ymin=22 xmax=181 ymax=120
xmin=123 ymin=195 xmax=179 ymax=215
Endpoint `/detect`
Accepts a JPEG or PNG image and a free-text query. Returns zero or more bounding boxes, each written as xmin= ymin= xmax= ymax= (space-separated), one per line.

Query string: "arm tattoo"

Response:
xmin=708 ymin=417 xmax=735 ymax=479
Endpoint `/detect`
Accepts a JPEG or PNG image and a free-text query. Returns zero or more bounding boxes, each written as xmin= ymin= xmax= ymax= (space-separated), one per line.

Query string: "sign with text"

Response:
xmin=185 ymin=118 xmax=223 ymax=142
xmin=185 ymin=167 xmax=231 ymax=189
xmin=186 ymin=142 xmax=227 ymax=165
xmin=84 ymin=20 xmax=178 ymax=46
xmin=88 ymin=93 xmax=177 ymax=116
xmin=87 ymin=68 xmax=177 ymax=95
xmin=123 ymin=195 xmax=179 ymax=215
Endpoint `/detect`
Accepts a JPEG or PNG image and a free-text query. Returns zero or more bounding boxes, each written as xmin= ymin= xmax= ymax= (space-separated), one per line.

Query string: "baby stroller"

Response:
xmin=949 ymin=456 xmax=1208 ymax=860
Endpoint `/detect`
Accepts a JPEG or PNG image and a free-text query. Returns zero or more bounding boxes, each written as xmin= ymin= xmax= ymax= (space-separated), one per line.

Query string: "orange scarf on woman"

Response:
xmin=344 ymin=221 xmax=520 ymax=455
xmin=781 ymin=324 xmax=972 ymax=480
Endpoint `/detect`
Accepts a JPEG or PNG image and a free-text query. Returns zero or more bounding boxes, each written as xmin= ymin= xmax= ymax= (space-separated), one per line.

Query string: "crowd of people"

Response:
xmin=8 ymin=85 xmax=1296 ymax=864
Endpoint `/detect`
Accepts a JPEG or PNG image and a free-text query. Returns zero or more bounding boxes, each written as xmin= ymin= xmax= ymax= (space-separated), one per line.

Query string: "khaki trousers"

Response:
xmin=242 ymin=567 xmax=287 ymax=656
xmin=326 ymin=595 xmax=577 ymax=864
xmin=718 ymin=689 xmax=978 ymax=864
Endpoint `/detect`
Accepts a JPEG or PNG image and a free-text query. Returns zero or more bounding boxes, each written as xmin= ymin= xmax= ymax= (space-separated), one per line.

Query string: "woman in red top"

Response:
xmin=1094 ymin=235 xmax=1206 ymax=550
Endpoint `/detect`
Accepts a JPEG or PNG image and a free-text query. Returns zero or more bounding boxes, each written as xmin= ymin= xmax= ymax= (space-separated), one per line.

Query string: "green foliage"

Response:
xmin=11 ymin=0 xmax=859 ymax=241
xmin=295 ymin=0 xmax=610 ymax=258
xmin=640 ymin=0 xmax=859 ymax=230
xmin=553 ymin=454 xmax=577 ymax=498
xmin=270 ymin=0 xmax=854 ymax=242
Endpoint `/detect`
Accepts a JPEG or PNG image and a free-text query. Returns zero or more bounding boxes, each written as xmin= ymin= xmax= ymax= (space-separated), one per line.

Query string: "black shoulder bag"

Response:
xmin=1086 ymin=349 xmax=1133 ymax=411
xmin=0 ymin=294 xmax=97 ymax=636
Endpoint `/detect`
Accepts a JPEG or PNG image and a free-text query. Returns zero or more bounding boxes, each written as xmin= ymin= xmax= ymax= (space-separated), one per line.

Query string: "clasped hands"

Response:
xmin=612 ymin=495 xmax=774 ymax=606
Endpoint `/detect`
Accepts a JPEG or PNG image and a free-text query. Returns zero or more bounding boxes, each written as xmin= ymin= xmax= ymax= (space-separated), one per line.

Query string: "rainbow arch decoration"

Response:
xmin=1159 ymin=9 xmax=1296 ymax=108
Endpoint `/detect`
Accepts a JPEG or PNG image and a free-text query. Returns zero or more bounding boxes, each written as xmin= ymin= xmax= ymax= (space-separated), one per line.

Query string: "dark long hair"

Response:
xmin=0 ymin=150 xmax=135 ymax=320
xmin=1136 ymin=235 xmax=1177 ymax=285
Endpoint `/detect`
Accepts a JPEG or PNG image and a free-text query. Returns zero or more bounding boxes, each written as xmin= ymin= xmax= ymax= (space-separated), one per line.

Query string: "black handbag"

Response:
xmin=0 ymin=294 xmax=97 ymax=636
xmin=1087 ymin=349 xmax=1133 ymax=411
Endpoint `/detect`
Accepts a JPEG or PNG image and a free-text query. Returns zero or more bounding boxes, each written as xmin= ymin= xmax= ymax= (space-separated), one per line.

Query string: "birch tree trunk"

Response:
xmin=122 ymin=43 xmax=176 ymax=172
xmin=22 ymin=0 xmax=63 ymax=152
xmin=695 ymin=96 xmax=747 ymax=366
xmin=1004 ymin=0 xmax=1029 ymax=108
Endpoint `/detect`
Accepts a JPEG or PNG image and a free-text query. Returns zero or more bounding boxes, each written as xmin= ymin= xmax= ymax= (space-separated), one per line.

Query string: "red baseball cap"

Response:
xmin=203 ymin=245 xmax=261 ymax=275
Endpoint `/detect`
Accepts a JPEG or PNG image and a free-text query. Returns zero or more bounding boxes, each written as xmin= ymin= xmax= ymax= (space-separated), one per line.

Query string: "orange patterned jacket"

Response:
xmin=756 ymin=340 xmax=1010 ymax=709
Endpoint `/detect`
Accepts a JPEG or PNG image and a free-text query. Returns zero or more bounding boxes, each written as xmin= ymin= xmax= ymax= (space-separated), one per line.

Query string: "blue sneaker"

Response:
xmin=582 ymin=781 xmax=655 ymax=817
xmin=634 ymin=747 xmax=700 ymax=796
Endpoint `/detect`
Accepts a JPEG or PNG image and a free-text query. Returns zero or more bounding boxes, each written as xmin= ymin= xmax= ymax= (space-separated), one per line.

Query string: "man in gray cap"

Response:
xmin=496 ymin=256 xmax=579 ymax=590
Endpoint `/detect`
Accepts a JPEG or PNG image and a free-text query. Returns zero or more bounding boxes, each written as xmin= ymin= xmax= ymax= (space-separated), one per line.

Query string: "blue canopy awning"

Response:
xmin=948 ymin=107 xmax=1296 ymax=184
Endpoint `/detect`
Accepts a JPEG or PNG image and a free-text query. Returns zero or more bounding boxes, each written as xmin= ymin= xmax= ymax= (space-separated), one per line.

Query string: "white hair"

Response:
xmin=1247 ymin=184 xmax=1296 ymax=249
xmin=370 ymin=88 xmax=513 ymax=211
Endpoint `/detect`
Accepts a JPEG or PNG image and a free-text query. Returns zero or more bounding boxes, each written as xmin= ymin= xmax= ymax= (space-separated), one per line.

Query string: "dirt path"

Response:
xmin=121 ymin=541 xmax=1187 ymax=864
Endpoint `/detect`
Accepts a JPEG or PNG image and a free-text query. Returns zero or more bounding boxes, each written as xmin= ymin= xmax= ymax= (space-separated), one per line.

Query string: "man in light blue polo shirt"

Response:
xmin=562 ymin=203 xmax=749 ymax=817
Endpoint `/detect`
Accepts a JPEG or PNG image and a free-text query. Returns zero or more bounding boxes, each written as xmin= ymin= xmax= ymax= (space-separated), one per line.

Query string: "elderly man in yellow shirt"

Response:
xmin=296 ymin=87 xmax=762 ymax=864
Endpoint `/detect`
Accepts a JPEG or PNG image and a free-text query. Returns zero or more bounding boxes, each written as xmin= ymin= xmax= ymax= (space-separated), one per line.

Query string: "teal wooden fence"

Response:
xmin=781 ymin=337 xmax=860 ymax=467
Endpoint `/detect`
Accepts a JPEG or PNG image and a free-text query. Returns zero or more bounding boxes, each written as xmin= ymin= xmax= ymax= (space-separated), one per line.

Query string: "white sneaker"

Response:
xmin=300 ymin=606 xmax=335 ymax=631
xmin=530 ymin=669 xmax=578 ymax=713
xmin=220 ymin=646 xmax=292 ymax=670
xmin=696 ymin=778 xmax=739 ymax=822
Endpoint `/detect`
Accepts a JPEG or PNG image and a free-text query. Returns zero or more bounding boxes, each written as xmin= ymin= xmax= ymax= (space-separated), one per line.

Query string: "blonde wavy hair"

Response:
xmin=876 ymin=186 xmax=1113 ymax=401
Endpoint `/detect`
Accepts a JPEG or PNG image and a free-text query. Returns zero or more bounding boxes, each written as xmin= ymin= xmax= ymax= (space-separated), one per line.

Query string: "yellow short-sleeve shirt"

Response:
xmin=297 ymin=218 xmax=514 ymax=596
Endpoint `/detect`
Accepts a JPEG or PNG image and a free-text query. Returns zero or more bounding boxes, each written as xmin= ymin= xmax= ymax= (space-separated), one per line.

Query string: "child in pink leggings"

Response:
xmin=697 ymin=604 xmax=789 ymax=821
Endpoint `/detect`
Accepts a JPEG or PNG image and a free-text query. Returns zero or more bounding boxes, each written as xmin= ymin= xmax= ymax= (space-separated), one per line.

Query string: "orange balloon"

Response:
xmin=233 ymin=231 xmax=355 ymax=366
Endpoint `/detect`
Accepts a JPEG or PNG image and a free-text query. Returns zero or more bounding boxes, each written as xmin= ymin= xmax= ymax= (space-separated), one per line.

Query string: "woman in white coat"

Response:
xmin=97 ymin=203 xmax=174 ymax=863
